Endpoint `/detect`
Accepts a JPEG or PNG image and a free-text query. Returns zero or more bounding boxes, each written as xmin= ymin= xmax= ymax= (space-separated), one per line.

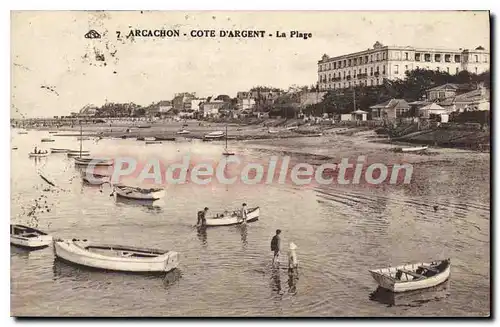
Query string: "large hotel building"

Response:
xmin=317 ymin=41 xmax=490 ymax=91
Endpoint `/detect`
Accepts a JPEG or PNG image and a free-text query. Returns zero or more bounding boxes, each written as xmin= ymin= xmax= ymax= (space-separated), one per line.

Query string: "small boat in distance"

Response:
xmin=397 ymin=145 xmax=429 ymax=153
xmin=204 ymin=207 xmax=260 ymax=227
xmin=155 ymin=136 xmax=176 ymax=141
xmin=11 ymin=224 xmax=52 ymax=249
xmin=50 ymin=148 xmax=70 ymax=153
xmin=177 ymin=130 xmax=190 ymax=135
xmin=268 ymin=129 xmax=279 ymax=134
xmin=67 ymin=152 xmax=90 ymax=157
xmin=29 ymin=151 xmax=49 ymax=157
xmin=137 ymin=124 xmax=152 ymax=129
xmin=369 ymin=258 xmax=451 ymax=293
xmin=53 ymin=239 xmax=179 ymax=273
xmin=114 ymin=184 xmax=166 ymax=200
xmin=17 ymin=131 xmax=28 ymax=135
xmin=203 ymin=131 xmax=225 ymax=140
xmin=143 ymin=137 xmax=156 ymax=141
xmin=74 ymin=157 xmax=114 ymax=166
xmin=12 ymin=146 xmax=18 ymax=150
xmin=286 ymin=125 xmax=298 ymax=131
xmin=48 ymin=131 xmax=58 ymax=134
xmin=41 ymin=138 xmax=55 ymax=142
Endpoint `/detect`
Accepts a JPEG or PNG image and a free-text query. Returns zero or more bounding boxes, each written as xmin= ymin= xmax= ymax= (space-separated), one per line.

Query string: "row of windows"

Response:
xmin=319 ymin=52 xmax=388 ymax=71
xmin=319 ymin=53 xmax=488 ymax=71
xmin=319 ymin=79 xmax=385 ymax=89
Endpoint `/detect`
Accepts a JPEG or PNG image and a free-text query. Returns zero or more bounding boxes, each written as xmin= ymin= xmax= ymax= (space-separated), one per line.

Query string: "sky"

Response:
xmin=11 ymin=11 xmax=490 ymax=118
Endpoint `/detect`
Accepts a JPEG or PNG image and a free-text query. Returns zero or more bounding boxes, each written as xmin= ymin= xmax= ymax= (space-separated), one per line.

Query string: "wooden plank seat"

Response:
xmin=397 ymin=269 xmax=426 ymax=279
xmin=418 ymin=265 xmax=439 ymax=273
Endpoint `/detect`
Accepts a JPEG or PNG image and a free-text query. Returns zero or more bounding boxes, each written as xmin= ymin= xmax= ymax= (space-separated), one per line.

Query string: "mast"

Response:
xmin=79 ymin=121 xmax=82 ymax=158
xmin=353 ymin=87 xmax=356 ymax=111
xmin=225 ymin=124 xmax=228 ymax=150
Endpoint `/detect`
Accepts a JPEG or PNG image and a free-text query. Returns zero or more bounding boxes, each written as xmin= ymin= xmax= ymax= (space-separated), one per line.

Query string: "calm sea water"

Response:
xmin=10 ymin=130 xmax=490 ymax=317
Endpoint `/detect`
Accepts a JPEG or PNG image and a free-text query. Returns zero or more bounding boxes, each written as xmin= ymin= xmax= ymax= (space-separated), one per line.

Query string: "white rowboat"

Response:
xmin=399 ymin=145 xmax=429 ymax=153
xmin=204 ymin=131 xmax=225 ymax=140
xmin=11 ymin=224 xmax=52 ymax=249
xmin=205 ymin=207 xmax=260 ymax=227
xmin=74 ymin=157 xmax=114 ymax=166
xmin=41 ymin=138 xmax=55 ymax=142
xmin=114 ymin=184 xmax=166 ymax=200
xmin=53 ymin=239 xmax=179 ymax=273
xmin=143 ymin=137 xmax=156 ymax=141
xmin=50 ymin=148 xmax=70 ymax=153
xmin=369 ymin=258 xmax=450 ymax=293
xmin=177 ymin=130 xmax=190 ymax=135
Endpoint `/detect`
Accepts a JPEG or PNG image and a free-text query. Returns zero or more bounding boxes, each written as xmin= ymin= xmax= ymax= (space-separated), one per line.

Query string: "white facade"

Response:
xmin=239 ymin=98 xmax=256 ymax=110
xmin=190 ymin=99 xmax=206 ymax=112
xmin=318 ymin=42 xmax=490 ymax=91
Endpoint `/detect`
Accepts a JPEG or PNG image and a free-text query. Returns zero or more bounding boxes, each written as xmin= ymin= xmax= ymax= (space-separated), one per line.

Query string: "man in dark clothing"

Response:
xmin=197 ymin=207 xmax=209 ymax=227
xmin=271 ymin=229 xmax=282 ymax=267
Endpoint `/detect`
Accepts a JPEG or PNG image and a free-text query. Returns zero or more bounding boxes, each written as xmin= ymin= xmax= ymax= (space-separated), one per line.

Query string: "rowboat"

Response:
xmin=12 ymin=146 xmax=18 ymax=150
xmin=137 ymin=125 xmax=152 ymax=129
xmin=11 ymin=224 xmax=52 ymax=249
xmin=74 ymin=157 xmax=114 ymax=166
xmin=68 ymin=149 xmax=90 ymax=154
xmin=155 ymin=136 xmax=176 ymax=141
xmin=82 ymin=173 xmax=110 ymax=185
xmin=53 ymin=239 xmax=179 ymax=273
xmin=286 ymin=126 xmax=298 ymax=131
xmin=177 ymin=130 xmax=190 ymax=135
xmin=204 ymin=131 xmax=225 ymax=140
xmin=41 ymin=138 xmax=55 ymax=142
xmin=397 ymin=145 xmax=429 ymax=153
xmin=268 ymin=129 xmax=279 ymax=134
xmin=29 ymin=151 xmax=49 ymax=157
xmin=145 ymin=141 xmax=162 ymax=145
xmin=50 ymin=148 xmax=69 ymax=153
xmin=67 ymin=152 xmax=90 ymax=157
xmin=114 ymin=184 xmax=166 ymax=200
xmin=143 ymin=137 xmax=156 ymax=141
xmin=17 ymin=131 xmax=28 ymax=134
xmin=205 ymin=207 xmax=260 ymax=227
xmin=369 ymin=258 xmax=451 ymax=293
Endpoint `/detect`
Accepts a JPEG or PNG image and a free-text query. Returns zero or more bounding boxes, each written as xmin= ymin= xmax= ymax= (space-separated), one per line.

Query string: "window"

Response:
xmin=445 ymin=54 xmax=451 ymax=62
xmin=370 ymin=67 xmax=373 ymax=76
xmin=328 ymin=63 xmax=331 ymax=70
xmin=454 ymin=55 xmax=461 ymax=63
xmin=396 ymin=108 xmax=408 ymax=118
xmin=395 ymin=52 xmax=401 ymax=60
xmin=394 ymin=65 xmax=399 ymax=74
xmin=328 ymin=73 xmax=331 ymax=81
xmin=370 ymin=80 xmax=373 ymax=86
xmin=376 ymin=53 xmax=379 ymax=61
xmin=343 ymin=60 xmax=347 ymax=67
xmin=376 ymin=66 xmax=380 ymax=73
xmin=424 ymin=54 xmax=431 ymax=62
xmin=439 ymin=91 xmax=445 ymax=99
xmin=475 ymin=67 xmax=478 ymax=73
xmin=435 ymin=54 xmax=441 ymax=62
xmin=446 ymin=67 xmax=450 ymax=73
xmin=405 ymin=52 xmax=409 ymax=60
xmin=333 ymin=62 xmax=337 ymax=69
xmin=365 ymin=56 xmax=369 ymax=64
xmin=415 ymin=53 xmax=421 ymax=61
xmin=475 ymin=55 xmax=478 ymax=62
xmin=382 ymin=65 xmax=386 ymax=74
xmin=364 ymin=68 xmax=367 ymax=74
xmin=348 ymin=59 xmax=351 ymax=66
xmin=484 ymin=55 xmax=488 ymax=63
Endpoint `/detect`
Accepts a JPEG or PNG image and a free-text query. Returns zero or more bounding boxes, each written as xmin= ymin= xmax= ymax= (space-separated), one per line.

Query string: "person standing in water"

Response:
xmin=197 ymin=207 xmax=209 ymax=227
xmin=271 ymin=229 xmax=282 ymax=267
xmin=240 ymin=203 xmax=248 ymax=223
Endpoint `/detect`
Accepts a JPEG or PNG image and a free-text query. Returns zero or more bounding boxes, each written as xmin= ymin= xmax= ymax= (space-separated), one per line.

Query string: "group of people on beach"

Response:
xmin=32 ymin=147 xmax=48 ymax=154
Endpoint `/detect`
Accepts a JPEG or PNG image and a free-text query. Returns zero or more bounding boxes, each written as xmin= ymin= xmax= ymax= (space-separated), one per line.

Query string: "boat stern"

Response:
xmin=369 ymin=270 xmax=395 ymax=291
xmin=164 ymin=251 xmax=179 ymax=272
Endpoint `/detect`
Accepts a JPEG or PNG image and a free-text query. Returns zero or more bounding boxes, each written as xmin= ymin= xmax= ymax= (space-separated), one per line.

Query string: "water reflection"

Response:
xmin=196 ymin=226 xmax=207 ymax=247
xmin=114 ymin=196 xmax=163 ymax=211
xmin=369 ymin=281 xmax=450 ymax=307
xmin=236 ymin=224 xmax=248 ymax=248
xmin=270 ymin=266 xmax=282 ymax=296
xmin=287 ymin=268 xmax=299 ymax=295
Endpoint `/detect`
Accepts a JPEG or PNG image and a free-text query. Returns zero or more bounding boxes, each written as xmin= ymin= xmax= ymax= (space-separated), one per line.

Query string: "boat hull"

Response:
xmin=54 ymin=240 xmax=179 ymax=273
xmin=399 ymin=146 xmax=429 ymax=152
xmin=74 ymin=158 xmax=114 ymax=166
xmin=115 ymin=186 xmax=166 ymax=200
xmin=205 ymin=207 xmax=260 ymax=226
xmin=50 ymin=148 xmax=69 ymax=153
xmin=29 ymin=153 xmax=49 ymax=157
xmin=369 ymin=259 xmax=450 ymax=293
xmin=10 ymin=225 xmax=52 ymax=249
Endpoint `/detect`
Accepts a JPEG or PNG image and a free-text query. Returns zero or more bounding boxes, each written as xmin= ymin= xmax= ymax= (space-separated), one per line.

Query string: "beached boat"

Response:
xmin=145 ymin=141 xmax=162 ymax=145
xmin=12 ymin=146 xmax=18 ymax=150
xmin=286 ymin=126 xmax=298 ymax=131
xmin=205 ymin=207 xmax=260 ymax=227
xmin=29 ymin=151 xmax=49 ymax=157
xmin=114 ymin=184 xmax=166 ymax=200
xmin=369 ymin=258 xmax=451 ymax=293
xmin=10 ymin=224 xmax=52 ymax=249
xmin=50 ymin=148 xmax=69 ymax=153
xmin=143 ymin=137 xmax=156 ymax=141
xmin=137 ymin=125 xmax=152 ymax=129
xmin=17 ymin=131 xmax=28 ymax=134
xmin=398 ymin=145 xmax=429 ymax=153
xmin=41 ymin=138 xmax=55 ymax=142
xmin=48 ymin=131 xmax=58 ymax=134
xmin=67 ymin=152 xmax=90 ymax=157
xmin=82 ymin=173 xmax=110 ymax=185
xmin=155 ymin=136 xmax=176 ymax=141
xmin=74 ymin=157 xmax=114 ymax=166
xmin=204 ymin=131 xmax=225 ymax=140
xmin=268 ymin=129 xmax=279 ymax=134
xmin=53 ymin=239 xmax=179 ymax=273
xmin=177 ymin=130 xmax=190 ymax=135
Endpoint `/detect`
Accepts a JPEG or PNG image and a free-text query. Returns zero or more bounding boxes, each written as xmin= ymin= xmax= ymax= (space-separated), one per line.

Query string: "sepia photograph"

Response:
xmin=10 ymin=10 xmax=491 ymax=317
